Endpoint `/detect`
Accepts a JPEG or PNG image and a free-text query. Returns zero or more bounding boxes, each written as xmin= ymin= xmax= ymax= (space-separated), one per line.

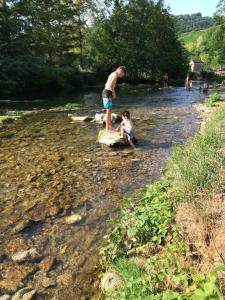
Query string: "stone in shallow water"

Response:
xmin=98 ymin=130 xmax=120 ymax=145
xmin=0 ymin=246 xmax=6 ymax=263
xmin=65 ymin=214 xmax=82 ymax=225
xmin=41 ymin=277 xmax=56 ymax=288
xmin=5 ymin=237 xmax=31 ymax=256
xmin=11 ymin=248 xmax=40 ymax=263
xmin=26 ymin=175 xmax=37 ymax=182
xmin=39 ymin=256 xmax=55 ymax=273
xmin=57 ymin=271 xmax=74 ymax=286
xmin=47 ymin=206 xmax=62 ymax=217
xmin=11 ymin=287 xmax=36 ymax=300
xmin=68 ymin=115 xmax=93 ymax=122
xmin=98 ymin=130 xmax=128 ymax=146
xmin=12 ymin=219 xmax=33 ymax=234
xmin=0 ymin=265 xmax=37 ymax=293
xmin=100 ymin=271 xmax=122 ymax=292
xmin=0 ymin=295 xmax=11 ymax=300
xmin=94 ymin=113 xmax=121 ymax=124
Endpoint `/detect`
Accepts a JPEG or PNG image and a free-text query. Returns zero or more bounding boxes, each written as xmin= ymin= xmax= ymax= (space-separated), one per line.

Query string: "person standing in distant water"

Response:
xmin=163 ymin=73 xmax=168 ymax=88
xmin=102 ymin=66 xmax=126 ymax=132
xmin=185 ymin=75 xmax=191 ymax=91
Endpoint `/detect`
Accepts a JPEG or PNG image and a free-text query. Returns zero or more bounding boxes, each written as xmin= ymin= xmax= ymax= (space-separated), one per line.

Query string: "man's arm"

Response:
xmin=116 ymin=121 xmax=123 ymax=131
xmin=112 ymin=90 xmax=116 ymax=99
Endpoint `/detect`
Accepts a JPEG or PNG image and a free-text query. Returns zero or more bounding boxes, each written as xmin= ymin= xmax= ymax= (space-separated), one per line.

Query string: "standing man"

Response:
xmin=102 ymin=66 xmax=126 ymax=132
xmin=163 ymin=73 xmax=168 ymax=88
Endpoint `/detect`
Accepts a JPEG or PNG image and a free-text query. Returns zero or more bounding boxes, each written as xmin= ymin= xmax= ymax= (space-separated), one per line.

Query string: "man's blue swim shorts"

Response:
xmin=102 ymin=89 xmax=112 ymax=109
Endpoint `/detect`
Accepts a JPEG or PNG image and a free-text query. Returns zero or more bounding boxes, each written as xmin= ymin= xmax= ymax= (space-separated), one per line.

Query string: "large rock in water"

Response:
xmin=98 ymin=130 xmax=135 ymax=146
xmin=68 ymin=114 xmax=93 ymax=122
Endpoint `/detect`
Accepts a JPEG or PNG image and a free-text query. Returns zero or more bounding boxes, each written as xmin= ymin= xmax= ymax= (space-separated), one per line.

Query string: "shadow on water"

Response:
xmin=0 ymin=82 xmax=209 ymax=299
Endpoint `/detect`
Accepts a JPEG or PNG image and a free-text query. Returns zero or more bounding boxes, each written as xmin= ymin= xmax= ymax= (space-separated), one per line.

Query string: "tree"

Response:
xmin=197 ymin=0 xmax=225 ymax=69
xmin=87 ymin=0 xmax=186 ymax=79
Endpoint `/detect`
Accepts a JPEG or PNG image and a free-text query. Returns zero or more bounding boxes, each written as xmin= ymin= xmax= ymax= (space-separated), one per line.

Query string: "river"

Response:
xmin=0 ymin=83 xmax=208 ymax=299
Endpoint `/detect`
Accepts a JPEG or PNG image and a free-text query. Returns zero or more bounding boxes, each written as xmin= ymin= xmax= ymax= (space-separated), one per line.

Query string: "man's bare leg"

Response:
xmin=105 ymin=109 xmax=115 ymax=132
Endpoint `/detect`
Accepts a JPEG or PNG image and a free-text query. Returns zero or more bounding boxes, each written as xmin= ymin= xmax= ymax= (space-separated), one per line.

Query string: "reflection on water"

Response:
xmin=0 ymin=83 xmax=207 ymax=299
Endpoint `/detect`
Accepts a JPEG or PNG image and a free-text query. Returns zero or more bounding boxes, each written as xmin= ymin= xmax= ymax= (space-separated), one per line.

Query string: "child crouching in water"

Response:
xmin=117 ymin=111 xmax=135 ymax=148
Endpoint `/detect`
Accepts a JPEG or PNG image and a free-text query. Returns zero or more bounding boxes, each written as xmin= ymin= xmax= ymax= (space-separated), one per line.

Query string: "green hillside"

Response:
xmin=179 ymin=28 xmax=210 ymax=53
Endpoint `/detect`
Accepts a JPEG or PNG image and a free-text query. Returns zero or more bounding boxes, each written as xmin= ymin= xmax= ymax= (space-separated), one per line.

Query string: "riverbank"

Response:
xmin=100 ymin=90 xmax=225 ymax=299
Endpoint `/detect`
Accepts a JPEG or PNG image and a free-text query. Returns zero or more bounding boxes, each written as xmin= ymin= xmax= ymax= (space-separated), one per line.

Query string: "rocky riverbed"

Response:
xmin=0 ymin=84 xmax=208 ymax=299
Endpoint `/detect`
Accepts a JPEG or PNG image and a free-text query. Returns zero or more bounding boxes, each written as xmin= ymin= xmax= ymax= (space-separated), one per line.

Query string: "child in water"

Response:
xmin=117 ymin=111 xmax=135 ymax=148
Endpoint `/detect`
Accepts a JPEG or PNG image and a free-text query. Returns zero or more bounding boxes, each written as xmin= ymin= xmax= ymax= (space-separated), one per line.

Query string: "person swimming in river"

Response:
xmin=199 ymin=82 xmax=209 ymax=93
xmin=102 ymin=66 xmax=126 ymax=132
xmin=117 ymin=111 xmax=135 ymax=149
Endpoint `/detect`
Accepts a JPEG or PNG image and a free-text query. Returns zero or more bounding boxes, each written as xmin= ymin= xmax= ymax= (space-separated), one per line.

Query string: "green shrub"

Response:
xmin=108 ymin=234 xmax=222 ymax=300
xmin=100 ymin=180 xmax=172 ymax=264
xmin=0 ymin=56 xmax=84 ymax=98
xmin=205 ymin=92 xmax=221 ymax=107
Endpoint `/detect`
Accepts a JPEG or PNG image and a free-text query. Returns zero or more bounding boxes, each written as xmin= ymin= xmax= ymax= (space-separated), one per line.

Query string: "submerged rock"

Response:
xmin=0 ymin=265 xmax=37 ymax=293
xmin=11 ymin=248 xmax=40 ymax=263
xmin=100 ymin=271 xmax=122 ymax=292
xmin=93 ymin=113 xmax=121 ymax=124
xmin=68 ymin=114 xmax=93 ymax=122
xmin=65 ymin=214 xmax=82 ymax=225
xmin=0 ymin=295 xmax=11 ymax=300
xmin=47 ymin=206 xmax=62 ymax=217
xmin=98 ymin=130 xmax=136 ymax=147
xmin=56 ymin=271 xmax=74 ymax=286
xmin=98 ymin=130 xmax=122 ymax=146
xmin=12 ymin=219 xmax=33 ymax=234
xmin=39 ymin=256 xmax=55 ymax=273
xmin=11 ymin=287 xmax=36 ymax=300
xmin=0 ymin=246 xmax=6 ymax=263
xmin=42 ymin=277 xmax=56 ymax=288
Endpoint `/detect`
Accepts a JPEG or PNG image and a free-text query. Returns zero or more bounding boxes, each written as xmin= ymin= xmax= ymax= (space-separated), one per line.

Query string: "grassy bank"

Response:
xmin=100 ymin=96 xmax=225 ymax=299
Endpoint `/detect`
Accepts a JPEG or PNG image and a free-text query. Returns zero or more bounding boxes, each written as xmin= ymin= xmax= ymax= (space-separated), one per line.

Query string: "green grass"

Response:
xmin=205 ymin=92 xmax=222 ymax=107
xmin=167 ymin=104 xmax=225 ymax=200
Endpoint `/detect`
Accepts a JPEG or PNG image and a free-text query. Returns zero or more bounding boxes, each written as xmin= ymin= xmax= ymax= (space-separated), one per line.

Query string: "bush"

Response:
xmin=205 ymin=92 xmax=221 ymax=107
xmin=100 ymin=180 xmax=172 ymax=263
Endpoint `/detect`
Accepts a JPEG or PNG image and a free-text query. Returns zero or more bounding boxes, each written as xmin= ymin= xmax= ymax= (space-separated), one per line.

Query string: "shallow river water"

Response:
xmin=0 ymin=83 xmax=207 ymax=299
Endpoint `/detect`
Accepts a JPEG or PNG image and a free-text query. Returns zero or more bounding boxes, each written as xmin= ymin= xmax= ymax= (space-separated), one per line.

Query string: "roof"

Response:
xmin=190 ymin=59 xmax=204 ymax=64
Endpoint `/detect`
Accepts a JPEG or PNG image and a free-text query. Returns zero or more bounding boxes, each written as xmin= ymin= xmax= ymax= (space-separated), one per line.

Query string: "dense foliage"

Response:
xmin=0 ymin=0 xmax=187 ymax=98
xmin=0 ymin=0 xmax=94 ymax=97
xmin=196 ymin=1 xmax=225 ymax=70
xmin=176 ymin=13 xmax=214 ymax=33
xmin=87 ymin=0 xmax=187 ymax=80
